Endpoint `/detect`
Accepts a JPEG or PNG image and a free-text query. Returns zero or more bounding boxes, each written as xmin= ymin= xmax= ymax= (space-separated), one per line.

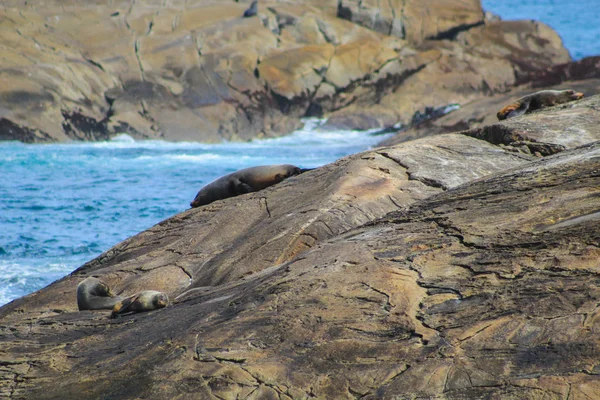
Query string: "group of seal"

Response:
xmin=78 ymin=164 xmax=312 ymax=315
xmin=497 ymin=89 xmax=584 ymax=120
xmin=190 ymin=164 xmax=312 ymax=208
xmin=77 ymin=277 xmax=168 ymax=318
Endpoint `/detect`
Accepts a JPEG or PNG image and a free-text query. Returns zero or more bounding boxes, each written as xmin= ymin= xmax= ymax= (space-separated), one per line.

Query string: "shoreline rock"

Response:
xmin=1 ymin=93 xmax=600 ymax=399
xmin=379 ymin=56 xmax=600 ymax=147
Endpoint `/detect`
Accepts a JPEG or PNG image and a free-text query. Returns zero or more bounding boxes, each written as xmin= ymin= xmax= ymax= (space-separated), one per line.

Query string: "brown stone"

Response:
xmin=323 ymin=20 xmax=571 ymax=132
xmin=380 ymin=66 xmax=600 ymax=148
xmin=2 ymin=95 xmax=600 ymax=399
xmin=0 ymin=0 xmax=576 ymax=143
xmin=337 ymin=0 xmax=484 ymax=44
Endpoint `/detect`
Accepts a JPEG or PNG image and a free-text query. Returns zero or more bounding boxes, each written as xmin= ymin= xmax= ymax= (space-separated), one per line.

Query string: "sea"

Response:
xmin=1 ymin=1 xmax=598 ymax=307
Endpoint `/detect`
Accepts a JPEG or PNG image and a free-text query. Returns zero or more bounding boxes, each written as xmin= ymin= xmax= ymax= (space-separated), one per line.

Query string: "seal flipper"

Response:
xmin=232 ymin=178 xmax=254 ymax=195
xmin=497 ymin=101 xmax=529 ymax=120
xmin=111 ymin=293 xmax=140 ymax=318
xmin=505 ymin=104 xmax=529 ymax=119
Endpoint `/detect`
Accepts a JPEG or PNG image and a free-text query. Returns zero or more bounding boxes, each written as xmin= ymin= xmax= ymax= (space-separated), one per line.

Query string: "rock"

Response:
xmin=517 ymin=54 xmax=600 ymax=88
xmin=0 ymin=0 xmax=574 ymax=143
xmin=460 ymin=94 xmax=600 ymax=155
xmin=2 ymin=94 xmax=600 ymax=399
xmin=380 ymin=56 xmax=600 ymax=147
xmin=322 ymin=19 xmax=571 ymax=132
xmin=337 ymin=0 xmax=484 ymax=44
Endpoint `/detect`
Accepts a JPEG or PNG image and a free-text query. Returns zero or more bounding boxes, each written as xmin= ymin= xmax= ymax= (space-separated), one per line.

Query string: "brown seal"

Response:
xmin=497 ymin=89 xmax=584 ymax=120
xmin=190 ymin=164 xmax=312 ymax=208
xmin=77 ymin=277 xmax=123 ymax=311
xmin=111 ymin=290 xmax=169 ymax=318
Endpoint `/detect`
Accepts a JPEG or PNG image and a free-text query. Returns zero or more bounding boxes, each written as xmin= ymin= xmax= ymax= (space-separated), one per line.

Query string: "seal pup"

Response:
xmin=111 ymin=290 xmax=169 ymax=318
xmin=77 ymin=277 xmax=123 ymax=311
xmin=243 ymin=0 xmax=258 ymax=17
xmin=497 ymin=89 xmax=584 ymax=120
xmin=190 ymin=164 xmax=312 ymax=208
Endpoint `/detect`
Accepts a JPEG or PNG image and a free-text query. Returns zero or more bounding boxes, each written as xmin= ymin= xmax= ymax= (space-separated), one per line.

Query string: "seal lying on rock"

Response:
xmin=111 ymin=290 xmax=169 ymax=318
xmin=497 ymin=89 xmax=584 ymax=120
xmin=77 ymin=277 xmax=123 ymax=311
xmin=190 ymin=164 xmax=312 ymax=208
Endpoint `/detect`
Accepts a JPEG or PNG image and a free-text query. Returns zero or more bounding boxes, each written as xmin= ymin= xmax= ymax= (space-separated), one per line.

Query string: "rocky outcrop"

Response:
xmin=337 ymin=0 xmax=484 ymax=43
xmin=1 ymin=94 xmax=600 ymax=398
xmin=380 ymin=56 xmax=600 ymax=147
xmin=0 ymin=0 xmax=571 ymax=143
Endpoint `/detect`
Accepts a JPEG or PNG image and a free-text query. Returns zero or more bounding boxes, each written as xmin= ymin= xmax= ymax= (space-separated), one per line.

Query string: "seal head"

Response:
xmin=243 ymin=0 xmax=258 ymax=17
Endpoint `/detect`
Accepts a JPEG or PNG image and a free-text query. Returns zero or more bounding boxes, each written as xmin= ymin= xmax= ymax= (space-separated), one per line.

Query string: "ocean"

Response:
xmin=1 ymin=2 xmax=598 ymax=306
xmin=0 ymin=122 xmax=391 ymax=305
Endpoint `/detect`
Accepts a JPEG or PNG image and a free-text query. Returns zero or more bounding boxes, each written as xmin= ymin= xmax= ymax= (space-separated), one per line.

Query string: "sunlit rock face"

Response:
xmin=0 ymin=0 xmax=571 ymax=143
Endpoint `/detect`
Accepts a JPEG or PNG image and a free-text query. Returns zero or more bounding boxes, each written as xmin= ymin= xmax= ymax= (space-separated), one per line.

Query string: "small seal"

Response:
xmin=190 ymin=164 xmax=312 ymax=208
xmin=111 ymin=290 xmax=169 ymax=318
xmin=77 ymin=277 xmax=123 ymax=311
xmin=243 ymin=0 xmax=258 ymax=17
xmin=497 ymin=89 xmax=584 ymax=120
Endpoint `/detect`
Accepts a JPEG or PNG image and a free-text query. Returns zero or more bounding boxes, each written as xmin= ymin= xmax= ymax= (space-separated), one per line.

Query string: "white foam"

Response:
xmin=110 ymin=134 xmax=136 ymax=143
xmin=0 ymin=260 xmax=72 ymax=306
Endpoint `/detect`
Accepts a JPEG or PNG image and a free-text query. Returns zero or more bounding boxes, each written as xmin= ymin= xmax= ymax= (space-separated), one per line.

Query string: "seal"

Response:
xmin=190 ymin=164 xmax=312 ymax=208
xmin=77 ymin=277 xmax=123 ymax=311
xmin=497 ymin=89 xmax=584 ymax=120
xmin=243 ymin=0 xmax=258 ymax=17
xmin=111 ymin=290 xmax=169 ymax=318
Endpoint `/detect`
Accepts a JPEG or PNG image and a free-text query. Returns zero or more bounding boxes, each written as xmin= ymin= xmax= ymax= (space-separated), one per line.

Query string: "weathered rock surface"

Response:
xmin=337 ymin=0 xmax=484 ymax=44
xmin=0 ymin=0 xmax=571 ymax=142
xmin=380 ymin=56 xmax=600 ymax=147
xmin=1 ymin=96 xmax=600 ymax=398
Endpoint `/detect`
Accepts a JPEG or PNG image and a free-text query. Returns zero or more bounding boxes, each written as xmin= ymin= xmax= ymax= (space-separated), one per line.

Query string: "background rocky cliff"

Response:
xmin=0 ymin=0 xmax=574 ymax=142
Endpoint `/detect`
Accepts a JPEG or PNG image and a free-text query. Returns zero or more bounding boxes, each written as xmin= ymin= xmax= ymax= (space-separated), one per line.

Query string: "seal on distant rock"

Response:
xmin=77 ymin=277 xmax=123 ymax=311
xmin=111 ymin=290 xmax=169 ymax=318
xmin=190 ymin=164 xmax=312 ymax=208
xmin=243 ymin=0 xmax=258 ymax=17
xmin=497 ymin=89 xmax=584 ymax=120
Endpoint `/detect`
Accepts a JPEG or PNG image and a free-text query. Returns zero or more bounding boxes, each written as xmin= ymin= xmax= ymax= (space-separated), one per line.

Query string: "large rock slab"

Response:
xmin=1 ymin=103 xmax=600 ymax=398
xmin=0 ymin=0 xmax=572 ymax=143
xmin=0 ymin=133 xmax=534 ymax=319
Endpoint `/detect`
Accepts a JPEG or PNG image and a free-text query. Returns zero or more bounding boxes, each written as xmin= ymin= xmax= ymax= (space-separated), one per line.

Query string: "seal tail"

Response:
xmin=299 ymin=168 xmax=315 ymax=173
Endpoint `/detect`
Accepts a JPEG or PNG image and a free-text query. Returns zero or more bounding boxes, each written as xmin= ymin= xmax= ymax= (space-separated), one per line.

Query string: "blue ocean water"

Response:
xmin=482 ymin=0 xmax=600 ymax=60
xmin=0 ymin=121 xmax=391 ymax=305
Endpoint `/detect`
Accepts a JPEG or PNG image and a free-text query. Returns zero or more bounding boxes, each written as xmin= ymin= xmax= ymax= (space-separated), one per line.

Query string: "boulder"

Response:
xmin=1 ymin=95 xmax=600 ymax=399
xmin=321 ymin=19 xmax=571 ymax=131
xmin=0 ymin=0 xmax=573 ymax=142
xmin=337 ymin=0 xmax=484 ymax=44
